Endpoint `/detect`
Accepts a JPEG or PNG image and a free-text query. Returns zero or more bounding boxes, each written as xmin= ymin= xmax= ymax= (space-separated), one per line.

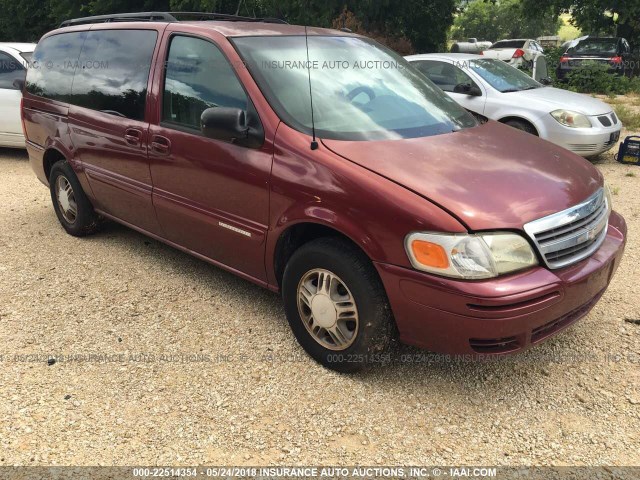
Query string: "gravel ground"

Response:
xmin=0 ymin=127 xmax=639 ymax=467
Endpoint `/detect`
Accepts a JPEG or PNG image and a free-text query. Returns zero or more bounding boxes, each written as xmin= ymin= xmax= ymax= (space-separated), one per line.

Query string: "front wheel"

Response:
xmin=282 ymin=238 xmax=395 ymax=372
xmin=504 ymin=119 xmax=538 ymax=136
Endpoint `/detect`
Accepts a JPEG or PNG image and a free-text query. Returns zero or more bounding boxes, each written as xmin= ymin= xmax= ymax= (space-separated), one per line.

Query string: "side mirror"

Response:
xmin=13 ymin=78 xmax=25 ymax=91
xmin=201 ymin=107 xmax=249 ymax=143
xmin=454 ymin=83 xmax=482 ymax=96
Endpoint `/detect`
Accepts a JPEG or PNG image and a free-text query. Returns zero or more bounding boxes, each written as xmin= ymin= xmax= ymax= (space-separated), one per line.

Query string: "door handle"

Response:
xmin=151 ymin=135 xmax=171 ymax=155
xmin=124 ymin=128 xmax=143 ymax=146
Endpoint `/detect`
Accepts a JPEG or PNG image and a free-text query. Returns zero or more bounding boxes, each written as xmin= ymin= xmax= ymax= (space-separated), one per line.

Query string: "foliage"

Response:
xmin=613 ymin=104 xmax=640 ymax=130
xmin=521 ymin=0 xmax=640 ymax=51
xmin=0 ymin=0 xmax=456 ymax=53
xmin=543 ymin=46 xmax=565 ymax=83
xmin=331 ymin=9 xmax=414 ymax=55
xmin=565 ymin=62 xmax=640 ymax=94
xmin=451 ymin=0 xmax=562 ymax=42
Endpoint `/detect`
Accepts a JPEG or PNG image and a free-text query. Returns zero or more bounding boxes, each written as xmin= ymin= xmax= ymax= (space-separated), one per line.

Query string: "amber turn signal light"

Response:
xmin=410 ymin=240 xmax=450 ymax=269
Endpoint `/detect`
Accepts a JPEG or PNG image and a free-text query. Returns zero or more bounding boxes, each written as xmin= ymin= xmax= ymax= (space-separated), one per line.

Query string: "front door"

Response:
xmin=68 ymin=28 xmax=162 ymax=234
xmin=148 ymin=33 xmax=272 ymax=282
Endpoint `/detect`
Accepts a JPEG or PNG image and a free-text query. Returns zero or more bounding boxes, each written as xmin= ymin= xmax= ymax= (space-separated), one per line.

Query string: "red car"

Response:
xmin=22 ymin=12 xmax=627 ymax=371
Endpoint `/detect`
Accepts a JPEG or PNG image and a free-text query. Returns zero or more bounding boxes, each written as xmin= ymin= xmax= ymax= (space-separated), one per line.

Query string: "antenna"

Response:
xmin=304 ymin=26 xmax=319 ymax=151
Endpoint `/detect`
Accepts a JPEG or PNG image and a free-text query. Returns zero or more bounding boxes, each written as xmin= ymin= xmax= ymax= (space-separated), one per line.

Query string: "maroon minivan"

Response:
xmin=22 ymin=12 xmax=627 ymax=371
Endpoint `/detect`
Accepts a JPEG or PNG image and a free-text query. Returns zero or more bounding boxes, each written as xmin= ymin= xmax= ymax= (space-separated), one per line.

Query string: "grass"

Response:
xmin=614 ymin=105 xmax=640 ymax=131
xmin=612 ymin=186 xmax=620 ymax=195
xmin=626 ymin=172 xmax=637 ymax=177
xmin=559 ymin=14 xmax=582 ymax=41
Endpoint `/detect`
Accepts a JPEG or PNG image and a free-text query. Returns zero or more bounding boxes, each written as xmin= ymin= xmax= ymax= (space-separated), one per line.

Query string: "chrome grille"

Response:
xmin=524 ymin=188 xmax=610 ymax=269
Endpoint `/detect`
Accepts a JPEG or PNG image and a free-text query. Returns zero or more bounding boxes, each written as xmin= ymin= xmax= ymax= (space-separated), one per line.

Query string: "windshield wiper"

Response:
xmin=501 ymin=86 xmax=539 ymax=93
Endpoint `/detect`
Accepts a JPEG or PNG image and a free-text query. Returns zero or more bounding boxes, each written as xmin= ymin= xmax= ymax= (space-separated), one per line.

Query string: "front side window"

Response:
xmin=162 ymin=35 xmax=248 ymax=130
xmin=413 ymin=60 xmax=479 ymax=94
xmin=232 ymin=36 xmax=477 ymax=141
xmin=26 ymin=32 xmax=87 ymax=101
xmin=463 ymin=58 xmax=542 ymax=93
xmin=0 ymin=52 xmax=25 ymax=89
xmin=71 ymin=29 xmax=157 ymax=121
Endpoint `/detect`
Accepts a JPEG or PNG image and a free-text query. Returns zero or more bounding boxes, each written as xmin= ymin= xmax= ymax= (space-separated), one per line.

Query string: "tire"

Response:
xmin=282 ymin=237 xmax=395 ymax=373
xmin=49 ymin=160 xmax=102 ymax=237
xmin=504 ymin=119 xmax=538 ymax=136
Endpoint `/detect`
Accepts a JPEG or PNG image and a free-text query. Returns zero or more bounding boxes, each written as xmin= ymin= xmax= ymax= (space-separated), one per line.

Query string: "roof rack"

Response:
xmin=59 ymin=11 xmax=288 ymax=28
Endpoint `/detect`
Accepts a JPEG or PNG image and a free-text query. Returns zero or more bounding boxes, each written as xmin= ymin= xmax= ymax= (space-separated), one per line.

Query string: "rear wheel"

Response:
xmin=49 ymin=160 xmax=102 ymax=237
xmin=282 ymin=238 xmax=394 ymax=372
xmin=504 ymin=119 xmax=538 ymax=136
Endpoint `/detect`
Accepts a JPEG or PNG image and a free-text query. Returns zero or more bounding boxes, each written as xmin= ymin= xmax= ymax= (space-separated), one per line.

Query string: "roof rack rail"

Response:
xmin=59 ymin=11 xmax=288 ymax=28
xmin=59 ymin=12 xmax=176 ymax=27
xmin=168 ymin=12 xmax=288 ymax=24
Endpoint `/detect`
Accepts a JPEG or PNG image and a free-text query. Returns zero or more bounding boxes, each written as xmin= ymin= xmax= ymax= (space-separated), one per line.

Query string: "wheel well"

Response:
xmin=498 ymin=116 xmax=539 ymax=135
xmin=273 ymin=223 xmax=367 ymax=287
xmin=43 ymin=149 xmax=66 ymax=181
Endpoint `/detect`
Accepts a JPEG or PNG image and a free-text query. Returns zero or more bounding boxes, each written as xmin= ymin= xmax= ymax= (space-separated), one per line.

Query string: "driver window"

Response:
xmin=162 ymin=35 xmax=248 ymax=130
xmin=414 ymin=60 xmax=479 ymax=94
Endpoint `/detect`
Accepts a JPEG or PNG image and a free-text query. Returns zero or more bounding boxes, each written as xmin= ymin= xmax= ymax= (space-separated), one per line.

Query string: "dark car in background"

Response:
xmin=557 ymin=36 xmax=632 ymax=80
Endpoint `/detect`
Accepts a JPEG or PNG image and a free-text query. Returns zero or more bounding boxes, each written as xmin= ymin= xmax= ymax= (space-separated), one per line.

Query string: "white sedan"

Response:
xmin=406 ymin=53 xmax=622 ymax=157
xmin=0 ymin=43 xmax=36 ymax=148
xmin=482 ymin=38 xmax=544 ymax=68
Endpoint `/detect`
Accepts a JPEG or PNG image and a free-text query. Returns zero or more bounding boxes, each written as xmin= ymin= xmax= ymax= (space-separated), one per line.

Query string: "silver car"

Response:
xmin=406 ymin=53 xmax=623 ymax=157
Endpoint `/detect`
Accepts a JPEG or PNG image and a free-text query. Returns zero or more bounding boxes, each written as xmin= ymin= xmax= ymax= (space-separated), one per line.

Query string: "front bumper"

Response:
xmin=539 ymin=115 xmax=622 ymax=157
xmin=375 ymin=211 xmax=627 ymax=355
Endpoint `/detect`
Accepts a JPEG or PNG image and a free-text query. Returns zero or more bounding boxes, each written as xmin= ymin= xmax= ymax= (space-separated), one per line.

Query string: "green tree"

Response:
xmin=451 ymin=0 xmax=562 ymax=42
xmin=0 ymin=0 xmax=457 ymax=53
xmin=521 ymin=0 xmax=640 ymax=49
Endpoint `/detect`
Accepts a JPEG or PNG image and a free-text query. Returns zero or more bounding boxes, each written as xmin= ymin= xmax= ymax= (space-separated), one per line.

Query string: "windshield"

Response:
xmin=568 ymin=39 xmax=617 ymax=55
xmin=461 ymin=58 xmax=542 ymax=93
xmin=490 ymin=40 xmax=526 ymax=49
xmin=232 ymin=36 xmax=477 ymax=141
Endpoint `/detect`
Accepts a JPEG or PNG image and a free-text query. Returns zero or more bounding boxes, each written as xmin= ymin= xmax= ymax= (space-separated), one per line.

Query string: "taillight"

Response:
xmin=611 ymin=56 xmax=623 ymax=64
xmin=479 ymin=50 xmax=484 ymax=56
xmin=20 ymin=96 xmax=27 ymax=139
xmin=560 ymin=56 xmax=570 ymax=63
xmin=512 ymin=49 xmax=525 ymax=59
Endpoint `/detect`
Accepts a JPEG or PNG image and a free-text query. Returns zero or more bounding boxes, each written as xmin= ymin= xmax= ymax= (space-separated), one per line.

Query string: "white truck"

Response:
xmin=450 ymin=38 xmax=493 ymax=54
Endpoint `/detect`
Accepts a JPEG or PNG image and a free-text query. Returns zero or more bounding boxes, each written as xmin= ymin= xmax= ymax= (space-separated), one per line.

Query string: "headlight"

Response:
xmin=551 ymin=110 xmax=592 ymax=128
xmin=405 ymin=232 xmax=538 ymax=279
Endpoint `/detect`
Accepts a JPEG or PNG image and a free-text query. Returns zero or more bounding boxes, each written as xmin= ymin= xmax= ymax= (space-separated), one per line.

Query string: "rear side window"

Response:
xmin=0 ymin=52 xmax=25 ymax=90
xmin=490 ymin=40 xmax=526 ymax=49
xmin=71 ymin=29 xmax=157 ymax=121
xmin=26 ymin=32 xmax=86 ymax=101
xmin=162 ymin=35 xmax=247 ymax=130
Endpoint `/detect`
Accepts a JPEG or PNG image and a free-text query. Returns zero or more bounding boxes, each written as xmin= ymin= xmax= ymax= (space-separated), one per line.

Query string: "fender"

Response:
xmin=266 ymin=123 xmax=467 ymax=287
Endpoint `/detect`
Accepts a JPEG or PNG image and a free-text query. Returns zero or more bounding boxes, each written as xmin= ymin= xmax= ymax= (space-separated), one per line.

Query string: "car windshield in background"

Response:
xmin=465 ymin=58 xmax=542 ymax=93
xmin=568 ymin=39 xmax=617 ymax=55
xmin=232 ymin=36 xmax=477 ymax=141
xmin=490 ymin=40 xmax=526 ymax=49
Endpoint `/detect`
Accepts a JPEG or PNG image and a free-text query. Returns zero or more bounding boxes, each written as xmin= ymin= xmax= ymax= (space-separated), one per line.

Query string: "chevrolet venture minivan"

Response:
xmin=22 ymin=12 xmax=627 ymax=371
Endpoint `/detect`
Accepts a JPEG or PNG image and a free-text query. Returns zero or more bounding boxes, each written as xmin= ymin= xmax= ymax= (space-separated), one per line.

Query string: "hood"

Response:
xmin=509 ymin=87 xmax=612 ymax=116
xmin=322 ymin=121 xmax=603 ymax=231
